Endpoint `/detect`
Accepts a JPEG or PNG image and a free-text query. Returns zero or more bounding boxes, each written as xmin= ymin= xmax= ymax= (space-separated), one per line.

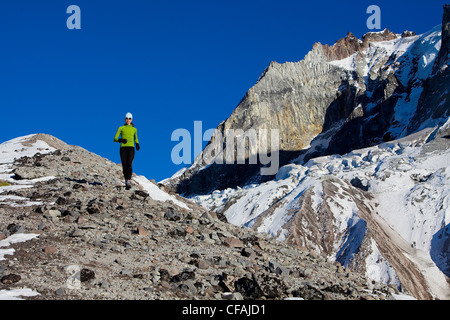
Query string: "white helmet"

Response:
xmin=125 ymin=112 xmax=133 ymax=119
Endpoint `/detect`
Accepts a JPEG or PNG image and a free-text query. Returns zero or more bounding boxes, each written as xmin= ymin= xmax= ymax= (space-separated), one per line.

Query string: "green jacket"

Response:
xmin=114 ymin=124 xmax=139 ymax=147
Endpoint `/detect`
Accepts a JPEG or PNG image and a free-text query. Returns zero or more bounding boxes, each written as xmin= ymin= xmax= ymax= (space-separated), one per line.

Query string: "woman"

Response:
xmin=114 ymin=112 xmax=140 ymax=190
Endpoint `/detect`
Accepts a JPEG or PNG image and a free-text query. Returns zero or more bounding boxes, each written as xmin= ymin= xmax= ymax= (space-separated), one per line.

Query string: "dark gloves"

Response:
xmin=119 ymin=139 xmax=127 ymax=144
xmin=136 ymin=143 xmax=140 ymax=151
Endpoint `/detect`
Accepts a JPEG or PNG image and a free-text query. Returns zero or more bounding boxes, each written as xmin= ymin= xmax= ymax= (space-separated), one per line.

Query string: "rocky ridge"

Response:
xmin=318 ymin=29 xmax=400 ymax=62
xmin=0 ymin=134 xmax=400 ymax=300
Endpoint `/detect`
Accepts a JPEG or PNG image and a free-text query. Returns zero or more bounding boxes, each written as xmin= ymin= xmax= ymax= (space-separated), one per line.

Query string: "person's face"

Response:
xmin=125 ymin=118 xmax=132 ymax=125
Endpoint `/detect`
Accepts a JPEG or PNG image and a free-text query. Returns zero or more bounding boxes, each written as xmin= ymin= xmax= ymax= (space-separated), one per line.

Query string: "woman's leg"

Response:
xmin=126 ymin=148 xmax=135 ymax=180
xmin=120 ymin=147 xmax=135 ymax=181
xmin=120 ymin=147 xmax=127 ymax=180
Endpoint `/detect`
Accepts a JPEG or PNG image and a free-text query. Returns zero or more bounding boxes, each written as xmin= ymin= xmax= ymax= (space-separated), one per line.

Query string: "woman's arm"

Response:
xmin=114 ymin=127 xmax=122 ymax=143
xmin=134 ymin=128 xmax=140 ymax=150
xmin=134 ymin=128 xmax=139 ymax=144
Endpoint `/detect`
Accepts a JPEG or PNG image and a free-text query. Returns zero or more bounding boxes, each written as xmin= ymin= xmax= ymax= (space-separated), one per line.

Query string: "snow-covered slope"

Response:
xmin=192 ymin=120 xmax=450 ymax=299
xmin=0 ymin=134 xmax=57 ymax=207
xmin=134 ymin=175 xmax=190 ymax=209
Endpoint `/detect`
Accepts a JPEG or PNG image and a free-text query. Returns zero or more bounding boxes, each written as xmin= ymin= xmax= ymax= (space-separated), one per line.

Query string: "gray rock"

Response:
xmin=254 ymin=273 xmax=287 ymax=298
xmin=120 ymin=269 xmax=133 ymax=276
xmin=180 ymin=279 xmax=197 ymax=295
xmin=37 ymin=221 xmax=46 ymax=230
xmin=55 ymin=287 xmax=66 ymax=296
xmin=44 ymin=210 xmax=61 ymax=221
xmin=169 ymin=226 xmax=187 ymax=238
xmin=69 ymin=229 xmax=84 ymax=237
xmin=164 ymin=208 xmax=183 ymax=221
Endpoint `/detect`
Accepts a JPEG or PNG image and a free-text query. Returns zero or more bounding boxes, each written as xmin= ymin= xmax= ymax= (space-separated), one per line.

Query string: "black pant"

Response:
xmin=120 ymin=147 xmax=135 ymax=181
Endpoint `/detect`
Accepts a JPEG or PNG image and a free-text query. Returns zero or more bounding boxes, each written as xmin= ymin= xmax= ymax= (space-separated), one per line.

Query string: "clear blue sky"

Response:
xmin=1 ymin=0 xmax=447 ymax=182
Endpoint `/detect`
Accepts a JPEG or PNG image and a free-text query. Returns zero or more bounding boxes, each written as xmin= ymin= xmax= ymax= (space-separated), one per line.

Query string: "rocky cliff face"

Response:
xmin=409 ymin=5 xmax=450 ymax=135
xmin=171 ymin=49 xmax=351 ymax=195
xmin=434 ymin=5 xmax=450 ymax=73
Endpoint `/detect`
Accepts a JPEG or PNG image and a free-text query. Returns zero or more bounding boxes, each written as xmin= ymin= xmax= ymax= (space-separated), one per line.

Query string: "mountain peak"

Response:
xmin=362 ymin=28 xmax=398 ymax=43
xmin=317 ymin=28 xmax=400 ymax=61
